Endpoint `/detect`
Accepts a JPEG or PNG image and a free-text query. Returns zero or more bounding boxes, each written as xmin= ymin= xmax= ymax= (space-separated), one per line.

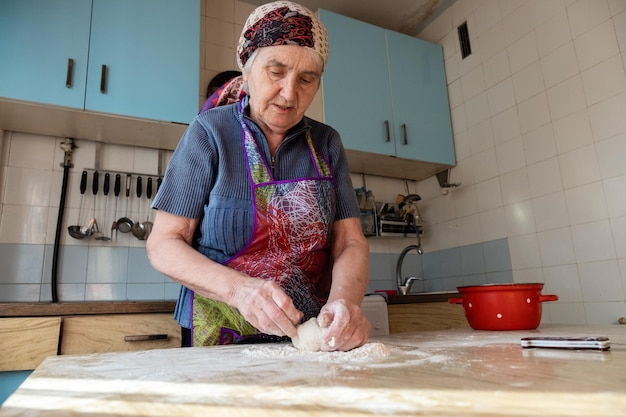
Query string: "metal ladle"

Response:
xmin=111 ymin=174 xmax=121 ymax=240
xmin=116 ymin=174 xmax=134 ymax=233
xmin=131 ymin=176 xmax=146 ymax=239
xmin=95 ymin=173 xmax=111 ymax=242
xmin=137 ymin=177 xmax=154 ymax=240
xmin=68 ymin=170 xmax=89 ymax=239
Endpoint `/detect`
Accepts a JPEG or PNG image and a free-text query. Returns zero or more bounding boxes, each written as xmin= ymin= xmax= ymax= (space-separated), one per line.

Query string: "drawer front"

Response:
xmin=60 ymin=314 xmax=181 ymax=355
xmin=388 ymin=302 xmax=469 ymax=333
xmin=0 ymin=317 xmax=61 ymax=371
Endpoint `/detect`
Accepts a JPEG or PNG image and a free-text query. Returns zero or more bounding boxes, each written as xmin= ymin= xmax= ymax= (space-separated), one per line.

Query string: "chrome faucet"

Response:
xmin=396 ymin=245 xmax=424 ymax=295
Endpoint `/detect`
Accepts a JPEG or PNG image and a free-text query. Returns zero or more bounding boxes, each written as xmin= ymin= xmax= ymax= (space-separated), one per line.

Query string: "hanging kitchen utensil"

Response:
xmin=138 ymin=177 xmax=154 ymax=240
xmin=111 ymin=173 xmax=121 ymax=240
xmin=68 ymin=170 xmax=89 ymax=239
xmin=89 ymin=171 xmax=103 ymax=239
xmin=131 ymin=176 xmax=146 ymax=240
xmin=95 ymin=173 xmax=111 ymax=242
xmin=117 ymin=174 xmax=134 ymax=233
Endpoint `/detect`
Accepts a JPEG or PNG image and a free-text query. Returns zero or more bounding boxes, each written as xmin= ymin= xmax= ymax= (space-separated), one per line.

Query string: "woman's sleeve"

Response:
xmin=152 ymin=118 xmax=216 ymax=219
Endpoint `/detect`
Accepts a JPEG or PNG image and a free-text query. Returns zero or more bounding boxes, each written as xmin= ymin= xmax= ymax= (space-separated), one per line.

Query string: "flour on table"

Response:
xmin=242 ymin=342 xmax=393 ymax=363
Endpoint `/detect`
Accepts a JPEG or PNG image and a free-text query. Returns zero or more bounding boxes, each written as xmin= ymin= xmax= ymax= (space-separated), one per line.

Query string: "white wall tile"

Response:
xmin=567 ymin=0 xmax=611 ymax=39
xmin=468 ymin=119 xmax=495 ymax=155
xmin=456 ymin=213 xmax=482 ymax=245
xmin=614 ymin=9 xmax=626 ymax=51
xmin=500 ymin=167 xmax=531 ymax=204
xmin=596 ymin=132 xmax=626 ymax=179
xmin=609 ymin=0 xmax=626 ymax=16
xmin=504 ymin=200 xmax=536 ymax=235
xmin=447 ymin=78 xmax=464 ymax=109
xmin=565 ymin=181 xmax=609 ymax=225
xmin=454 ymin=184 xmax=479 ymax=218
xmin=603 ymin=174 xmax=626 ymax=217
xmin=479 ymin=206 xmax=507 ymax=241
xmin=206 ymin=0 xmax=234 ymax=22
xmin=507 ymin=31 xmax=540 ymax=74
xmin=581 ymin=54 xmax=626 ymax=105
xmin=559 ymin=145 xmax=601 ymax=189
xmin=464 ymin=92 xmax=491 ymax=127
xmin=522 ymin=124 xmax=557 ymax=165
xmin=537 ymin=227 xmax=576 ymax=266
xmin=472 ymin=148 xmax=499 ymax=182
xmin=450 ymin=103 xmax=467 ymax=135
xmin=532 ymin=191 xmax=570 ymax=231
xmin=584 ymin=302 xmax=626 ymax=324
xmin=545 ymin=302 xmax=587 ymax=324
xmin=517 ymin=92 xmax=551 ymax=134
xmin=552 ymin=109 xmax=594 ymax=154
xmin=502 ymin=2 xmax=533 ymax=45
xmin=527 ymin=157 xmax=563 ymax=198
xmin=461 ymin=64 xmax=487 ymax=101
xmin=571 ymin=220 xmax=616 ymax=262
xmin=542 ymin=264 xmax=583 ymax=302
xmin=588 ymin=91 xmax=626 ymax=140
xmin=610 ymin=215 xmax=626 ymax=258
xmin=475 ymin=177 xmax=503 ymax=212
xmin=496 ymin=136 xmax=525 ymax=174
xmin=0 ymin=204 xmax=47 ymax=244
xmin=8 ymin=132 xmax=56 ymax=170
xmin=574 ymin=20 xmax=620 ymax=71
xmin=491 ymin=107 xmax=521 ymax=144
xmin=535 ymin=11 xmax=572 ymax=57
xmin=509 ymin=233 xmax=542 ymax=269
xmin=512 ymin=61 xmax=545 ymax=102
xmin=529 ymin=0 xmax=568 ymax=28
xmin=578 ymin=260 xmax=625 ymax=301
xmin=483 ymin=50 xmax=511 ymax=88
xmin=546 ymin=75 xmax=587 ymax=120
xmin=478 ymin=22 xmax=508 ymax=61
xmin=474 ymin=0 xmax=502 ymax=35
xmin=540 ymin=42 xmax=579 ymax=88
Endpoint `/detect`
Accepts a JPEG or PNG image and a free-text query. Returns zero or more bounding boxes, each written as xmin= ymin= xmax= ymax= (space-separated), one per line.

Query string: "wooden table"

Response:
xmin=1 ymin=325 xmax=625 ymax=416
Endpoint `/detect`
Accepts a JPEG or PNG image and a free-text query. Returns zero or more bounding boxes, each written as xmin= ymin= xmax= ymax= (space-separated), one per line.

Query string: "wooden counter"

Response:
xmin=1 ymin=325 xmax=625 ymax=416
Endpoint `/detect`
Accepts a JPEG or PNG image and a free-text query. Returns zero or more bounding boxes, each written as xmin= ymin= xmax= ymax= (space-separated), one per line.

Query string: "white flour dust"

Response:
xmin=242 ymin=342 xmax=392 ymax=363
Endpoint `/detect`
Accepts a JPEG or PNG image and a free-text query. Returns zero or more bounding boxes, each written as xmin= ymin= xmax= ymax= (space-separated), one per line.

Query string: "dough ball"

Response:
xmin=292 ymin=318 xmax=326 ymax=352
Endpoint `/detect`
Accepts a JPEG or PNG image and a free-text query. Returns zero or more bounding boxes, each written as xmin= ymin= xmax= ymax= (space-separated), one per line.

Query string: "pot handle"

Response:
xmin=539 ymin=294 xmax=559 ymax=303
xmin=448 ymin=297 xmax=463 ymax=304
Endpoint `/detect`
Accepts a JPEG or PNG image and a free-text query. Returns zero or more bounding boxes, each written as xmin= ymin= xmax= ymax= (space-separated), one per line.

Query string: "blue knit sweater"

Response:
xmin=152 ymin=99 xmax=360 ymax=328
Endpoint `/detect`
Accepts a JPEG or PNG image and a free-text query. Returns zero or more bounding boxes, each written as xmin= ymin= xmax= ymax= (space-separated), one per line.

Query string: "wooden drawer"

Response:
xmin=0 ymin=317 xmax=61 ymax=371
xmin=388 ymin=302 xmax=470 ymax=333
xmin=60 ymin=314 xmax=181 ymax=355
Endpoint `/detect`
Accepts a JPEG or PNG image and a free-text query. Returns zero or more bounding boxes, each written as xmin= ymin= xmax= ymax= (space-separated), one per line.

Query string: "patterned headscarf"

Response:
xmin=237 ymin=1 xmax=329 ymax=70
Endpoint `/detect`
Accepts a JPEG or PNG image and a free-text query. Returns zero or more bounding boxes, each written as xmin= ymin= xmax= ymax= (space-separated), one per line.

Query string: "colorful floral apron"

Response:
xmin=192 ymin=104 xmax=336 ymax=346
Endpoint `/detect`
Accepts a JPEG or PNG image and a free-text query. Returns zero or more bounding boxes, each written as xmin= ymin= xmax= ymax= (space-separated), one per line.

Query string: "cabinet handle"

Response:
xmin=124 ymin=334 xmax=168 ymax=342
xmin=65 ymin=58 xmax=74 ymax=88
xmin=401 ymin=123 xmax=408 ymax=145
xmin=100 ymin=64 xmax=107 ymax=93
xmin=384 ymin=120 xmax=391 ymax=142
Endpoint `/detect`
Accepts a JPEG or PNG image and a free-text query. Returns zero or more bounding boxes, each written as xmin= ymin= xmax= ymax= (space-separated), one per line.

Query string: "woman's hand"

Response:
xmin=229 ymin=277 xmax=303 ymax=339
xmin=317 ymin=299 xmax=371 ymax=352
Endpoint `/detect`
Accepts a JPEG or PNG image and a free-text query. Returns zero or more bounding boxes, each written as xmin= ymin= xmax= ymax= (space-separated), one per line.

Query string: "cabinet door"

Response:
xmin=0 ymin=0 xmax=91 ymax=108
xmin=86 ymin=0 xmax=199 ymax=123
xmin=0 ymin=317 xmax=61 ymax=371
xmin=320 ymin=10 xmax=395 ymax=156
xmin=387 ymin=31 xmax=455 ymax=165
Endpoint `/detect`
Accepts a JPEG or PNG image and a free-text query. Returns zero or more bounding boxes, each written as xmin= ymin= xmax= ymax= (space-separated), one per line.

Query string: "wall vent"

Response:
xmin=458 ymin=21 xmax=471 ymax=59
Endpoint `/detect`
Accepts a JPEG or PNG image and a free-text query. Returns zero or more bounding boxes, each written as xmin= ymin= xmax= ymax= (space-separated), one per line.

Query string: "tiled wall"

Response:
xmin=412 ymin=0 xmax=626 ymax=324
xmin=0 ymin=132 xmax=180 ymax=302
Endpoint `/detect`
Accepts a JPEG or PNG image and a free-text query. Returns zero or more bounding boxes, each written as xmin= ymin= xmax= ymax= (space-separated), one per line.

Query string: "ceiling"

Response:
xmin=241 ymin=0 xmax=455 ymax=37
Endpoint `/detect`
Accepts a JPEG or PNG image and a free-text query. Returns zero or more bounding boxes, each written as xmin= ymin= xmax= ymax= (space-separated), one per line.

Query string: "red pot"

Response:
xmin=448 ymin=283 xmax=558 ymax=330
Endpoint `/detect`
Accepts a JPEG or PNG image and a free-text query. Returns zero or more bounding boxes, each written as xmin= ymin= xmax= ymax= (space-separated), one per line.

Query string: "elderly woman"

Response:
xmin=147 ymin=1 xmax=370 ymax=351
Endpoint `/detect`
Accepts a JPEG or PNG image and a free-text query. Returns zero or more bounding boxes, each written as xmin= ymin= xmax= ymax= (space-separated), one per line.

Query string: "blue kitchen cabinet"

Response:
xmin=320 ymin=9 xmax=395 ymax=156
xmin=0 ymin=0 xmax=199 ymax=124
xmin=319 ymin=10 xmax=455 ymax=178
xmin=0 ymin=0 xmax=91 ymax=109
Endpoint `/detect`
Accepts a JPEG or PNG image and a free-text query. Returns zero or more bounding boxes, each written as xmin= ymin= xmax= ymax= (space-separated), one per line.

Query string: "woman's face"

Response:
xmin=244 ymin=45 xmax=323 ymax=137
